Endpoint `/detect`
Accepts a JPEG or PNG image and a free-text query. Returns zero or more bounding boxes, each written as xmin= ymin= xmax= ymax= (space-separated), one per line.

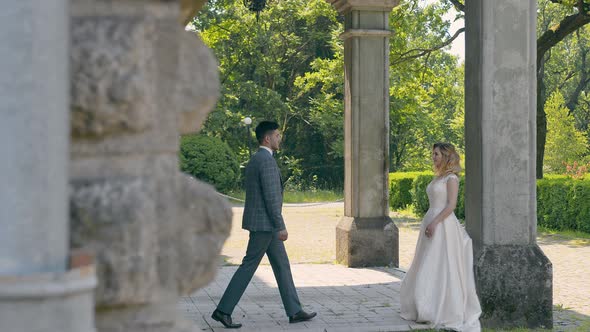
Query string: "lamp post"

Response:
xmin=243 ymin=117 xmax=252 ymax=157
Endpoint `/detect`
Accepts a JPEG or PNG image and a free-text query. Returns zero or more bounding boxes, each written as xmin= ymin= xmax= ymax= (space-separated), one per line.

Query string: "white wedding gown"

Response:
xmin=400 ymin=173 xmax=482 ymax=332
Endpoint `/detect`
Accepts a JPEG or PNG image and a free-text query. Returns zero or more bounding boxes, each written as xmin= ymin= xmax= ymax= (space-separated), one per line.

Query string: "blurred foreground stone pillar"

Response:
xmin=0 ymin=1 xmax=96 ymax=331
xmin=69 ymin=1 xmax=232 ymax=331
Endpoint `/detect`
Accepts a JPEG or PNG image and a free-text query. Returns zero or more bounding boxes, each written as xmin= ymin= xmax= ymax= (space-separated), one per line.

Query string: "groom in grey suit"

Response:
xmin=212 ymin=121 xmax=316 ymax=329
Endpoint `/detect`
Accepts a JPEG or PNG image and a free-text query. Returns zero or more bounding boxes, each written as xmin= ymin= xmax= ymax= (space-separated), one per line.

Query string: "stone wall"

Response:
xmin=68 ymin=1 xmax=232 ymax=330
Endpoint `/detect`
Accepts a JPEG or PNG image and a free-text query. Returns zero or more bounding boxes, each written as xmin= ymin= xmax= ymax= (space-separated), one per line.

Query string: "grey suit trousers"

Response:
xmin=217 ymin=231 xmax=302 ymax=317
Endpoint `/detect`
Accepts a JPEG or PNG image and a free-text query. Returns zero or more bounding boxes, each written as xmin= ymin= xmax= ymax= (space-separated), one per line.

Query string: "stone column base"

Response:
xmin=95 ymin=293 xmax=197 ymax=332
xmin=336 ymin=216 xmax=398 ymax=267
xmin=0 ymin=264 xmax=96 ymax=332
xmin=475 ymin=244 xmax=552 ymax=329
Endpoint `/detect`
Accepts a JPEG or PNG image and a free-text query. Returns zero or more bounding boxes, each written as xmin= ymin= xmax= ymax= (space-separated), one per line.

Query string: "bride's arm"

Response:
xmin=425 ymin=176 xmax=459 ymax=237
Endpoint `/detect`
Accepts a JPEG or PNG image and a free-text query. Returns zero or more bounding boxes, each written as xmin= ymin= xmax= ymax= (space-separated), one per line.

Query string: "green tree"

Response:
xmin=388 ymin=0 xmax=464 ymax=170
xmin=536 ymin=0 xmax=590 ymax=178
xmin=179 ymin=135 xmax=240 ymax=192
xmin=297 ymin=0 xmax=465 ymax=173
xmin=448 ymin=0 xmax=590 ymax=178
xmin=192 ymin=0 xmax=465 ymax=187
xmin=544 ymin=91 xmax=587 ymax=172
xmin=192 ymin=0 xmax=343 ymax=188
xmin=291 ymin=30 xmax=345 ymax=187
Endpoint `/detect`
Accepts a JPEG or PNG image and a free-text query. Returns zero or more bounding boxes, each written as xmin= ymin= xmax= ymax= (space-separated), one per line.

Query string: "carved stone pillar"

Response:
xmin=326 ymin=0 xmax=400 ymax=267
xmin=464 ymin=0 xmax=552 ymax=328
xmin=69 ymin=1 xmax=232 ymax=331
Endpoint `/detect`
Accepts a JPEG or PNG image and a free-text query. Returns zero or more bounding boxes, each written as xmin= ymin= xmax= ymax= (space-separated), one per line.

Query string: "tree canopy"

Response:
xmin=189 ymin=0 xmax=590 ymax=189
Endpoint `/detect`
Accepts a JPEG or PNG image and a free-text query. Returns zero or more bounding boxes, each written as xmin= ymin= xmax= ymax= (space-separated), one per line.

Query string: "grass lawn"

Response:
xmin=223 ymin=189 xmax=343 ymax=204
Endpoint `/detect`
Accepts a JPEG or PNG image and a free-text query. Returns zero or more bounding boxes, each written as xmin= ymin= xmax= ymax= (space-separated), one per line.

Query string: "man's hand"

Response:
xmin=278 ymin=229 xmax=288 ymax=241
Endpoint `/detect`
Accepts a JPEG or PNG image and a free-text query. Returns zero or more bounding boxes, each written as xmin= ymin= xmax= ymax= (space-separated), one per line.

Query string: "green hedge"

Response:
xmin=536 ymin=178 xmax=570 ymax=230
xmin=411 ymin=174 xmax=433 ymax=216
xmin=407 ymin=173 xmax=465 ymax=219
xmin=179 ymin=134 xmax=240 ymax=192
xmin=389 ymin=172 xmax=430 ymax=209
xmin=537 ymin=178 xmax=590 ymax=233
xmin=390 ymin=172 xmax=590 ymax=233
xmin=456 ymin=176 xmax=465 ymax=220
xmin=570 ymin=182 xmax=590 ymax=233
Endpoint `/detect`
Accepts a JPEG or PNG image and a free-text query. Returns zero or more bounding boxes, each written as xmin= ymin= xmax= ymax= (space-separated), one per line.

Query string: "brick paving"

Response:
xmin=180 ymin=264 xmax=429 ymax=331
xmin=179 ymin=205 xmax=590 ymax=331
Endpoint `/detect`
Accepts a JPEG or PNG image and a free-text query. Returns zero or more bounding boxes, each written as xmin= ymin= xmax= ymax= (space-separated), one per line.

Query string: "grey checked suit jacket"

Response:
xmin=242 ymin=148 xmax=286 ymax=232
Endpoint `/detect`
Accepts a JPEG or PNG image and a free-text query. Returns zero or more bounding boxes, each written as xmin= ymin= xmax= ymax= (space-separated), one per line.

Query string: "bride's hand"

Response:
xmin=425 ymin=222 xmax=438 ymax=238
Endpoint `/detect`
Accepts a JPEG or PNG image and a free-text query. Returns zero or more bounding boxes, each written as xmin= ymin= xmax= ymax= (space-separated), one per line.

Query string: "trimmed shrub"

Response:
xmin=391 ymin=171 xmax=465 ymax=218
xmin=543 ymin=174 xmax=569 ymax=180
xmin=537 ymin=178 xmax=570 ymax=230
xmin=412 ymin=175 xmax=433 ymax=216
xmin=393 ymin=171 xmax=590 ymax=233
xmin=389 ymin=171 xmax=430 ymax=209
xmin=456 ymin=176 xmax=466 ymax=220
xmin=537 ymin=178 xmax=590 ymax=233
xmin=179 ymin=134 xmax=240 ymax=192
xmin=569 ymin=181 xmax=590 ymax=233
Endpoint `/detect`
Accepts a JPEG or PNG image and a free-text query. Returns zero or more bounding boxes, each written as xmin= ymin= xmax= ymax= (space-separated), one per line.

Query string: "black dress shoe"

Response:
xmin=211 ymin=309 xmax=242 ymax=328
xmin=289 ymin=310 xmax=317 ymax=323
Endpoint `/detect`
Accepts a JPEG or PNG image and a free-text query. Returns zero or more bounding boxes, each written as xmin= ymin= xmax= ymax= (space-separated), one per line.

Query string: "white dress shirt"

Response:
xmin=259 ymin=146 xmax=273 ymax=155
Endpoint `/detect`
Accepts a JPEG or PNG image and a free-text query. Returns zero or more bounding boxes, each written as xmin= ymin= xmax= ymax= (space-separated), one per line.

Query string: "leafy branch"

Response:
xmin=391 ymin=27 xmax=465 ymax=65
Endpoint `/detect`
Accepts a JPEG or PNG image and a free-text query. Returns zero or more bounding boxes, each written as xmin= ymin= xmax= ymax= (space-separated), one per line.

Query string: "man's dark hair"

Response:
xmin=255 ymin=121 xmax=279 ymax=144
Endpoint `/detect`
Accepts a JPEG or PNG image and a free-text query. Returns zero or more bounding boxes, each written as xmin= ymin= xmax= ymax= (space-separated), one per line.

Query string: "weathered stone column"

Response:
xmin=464 ymin=0 xmax=552 ymax=328
xmin=69 ymin=1 xmax=231 ymax=331
xmin=0 ymin=1 xmax=96 ymax=331
xmin=327 ymin=0 xmax=399 ymax=267
xmin=0 ymin=0 xmax=69 ymax=277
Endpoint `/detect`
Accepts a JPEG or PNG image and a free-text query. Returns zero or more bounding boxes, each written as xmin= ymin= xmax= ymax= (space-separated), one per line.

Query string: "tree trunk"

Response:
xmin=566 ymin=41 xmax=589 ymax=113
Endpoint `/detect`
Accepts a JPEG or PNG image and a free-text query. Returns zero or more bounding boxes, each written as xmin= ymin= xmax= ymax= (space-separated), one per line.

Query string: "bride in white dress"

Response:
xmin=400 ymin=143 xmax=482 ymax=332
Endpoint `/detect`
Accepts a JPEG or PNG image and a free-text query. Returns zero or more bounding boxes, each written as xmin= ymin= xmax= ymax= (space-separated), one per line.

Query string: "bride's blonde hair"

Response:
xmin=433 ymin=142 xmax=462 ymax=176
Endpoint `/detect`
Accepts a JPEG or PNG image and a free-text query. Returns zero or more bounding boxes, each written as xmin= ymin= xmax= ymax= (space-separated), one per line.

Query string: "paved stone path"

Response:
xmin=180 ymin=264 xmax=430 ymax=331
xmin=179 ymin=205 xmax=590 ymax=331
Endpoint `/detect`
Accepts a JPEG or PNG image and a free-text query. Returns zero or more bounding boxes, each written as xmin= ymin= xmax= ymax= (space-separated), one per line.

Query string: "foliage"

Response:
xmin=388 ymin=0 xmax=464 ymax=171
xmin=536 ymin=178 xmax=572 ymax=230
xmin=191 ymin=0 xmax=466 ymax=189
xmin=455 ymin=175 xmax=466 ymax=220
xmin=569 ymin=181 xmax=590 ymax=233
xmin=192 ymin=0 xmax=344 ymax=189
xmin=190 ymin=0 xmax=590 ymax=186
xmin=389 ymin=171 xmax=431 ymax=209
xmin=179 ymin=134 xmax=240 ymax=192
xmin=537 ymin=178 xmax=590 ymax=233
xmin=563 ymin=161 xmax=590 ymax=179
xmin=544 ymin=91 xmax=587 ymax=173
xmin=393 ymin=172 xmax=590 ymax=234
xmin=449 ymin=0 xmax=590 ymax=178
xmin=536 ymin=0 xmax=590 ymax=177
xmin=407 ymin=173 xmax=465 ymax=218
xmin=411 ymin=174 xmax=434 ymax=216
